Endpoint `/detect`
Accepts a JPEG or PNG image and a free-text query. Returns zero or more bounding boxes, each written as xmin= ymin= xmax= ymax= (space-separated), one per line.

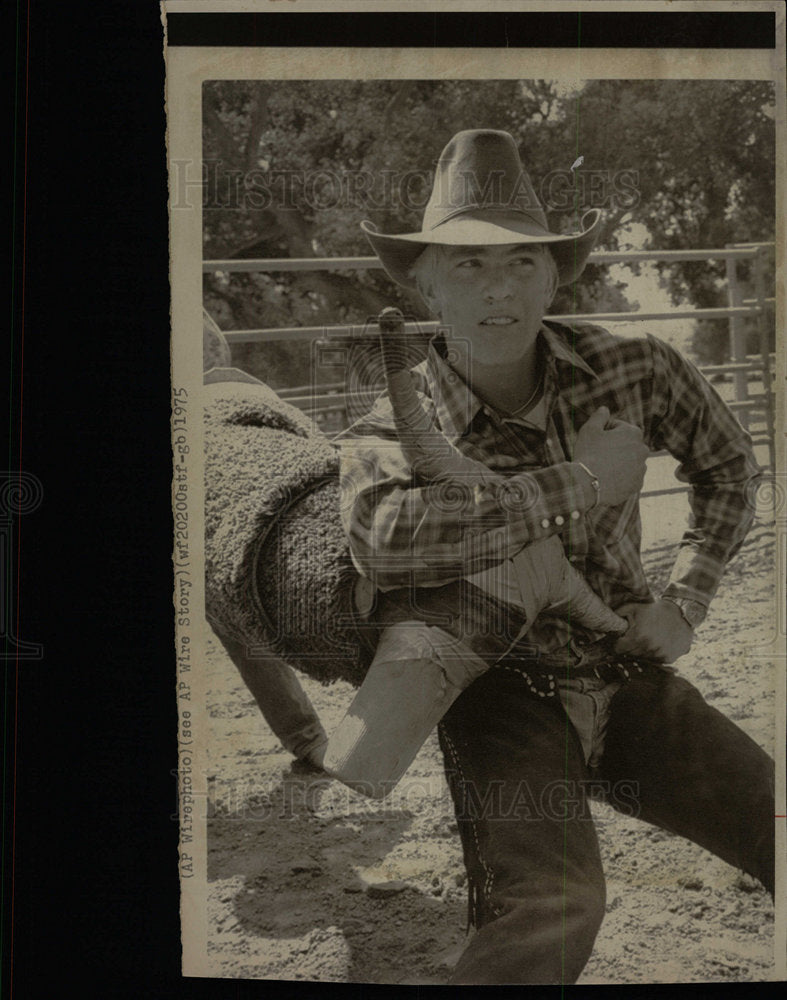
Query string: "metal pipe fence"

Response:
xmin=203 ymin=247 xmax=769 ymax=274
xmin=219 ymin=307 xmax=766 ymax=344
xmin=204 ymin=242 xmax=776 ymax=483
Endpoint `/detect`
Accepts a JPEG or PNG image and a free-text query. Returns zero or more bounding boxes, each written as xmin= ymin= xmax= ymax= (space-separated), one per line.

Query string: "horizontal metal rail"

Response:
xmin=277 ymin=355 xmax=775 ymax=396
xmin=222 ymin=305 xmax=764 ymax=345
xmin=292 ymin=390 xmax=773 ymax=417
xmin=726 ymin=396 xmax=773 ymax=413
xmin=279 ymin=381 xmax=347 ymax=397
xmin=205 ymin=242 xmax=776 ymax=472
xmin=204 ymin=246 xmax=764 ymax=273
xmin=699 ymin=357 xmax=774 ymax=376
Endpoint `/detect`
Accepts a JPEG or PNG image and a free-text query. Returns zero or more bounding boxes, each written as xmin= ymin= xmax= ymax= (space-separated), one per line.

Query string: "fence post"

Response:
xmin=725 ymin=251 xmax=749 ymax=430
xmin=752 ymin=248 xmax=775 ymax=468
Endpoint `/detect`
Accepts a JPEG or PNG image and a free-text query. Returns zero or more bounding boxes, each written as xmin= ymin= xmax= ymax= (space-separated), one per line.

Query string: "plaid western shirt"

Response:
xmin=338 ymin=320 xmax=761 ymax=654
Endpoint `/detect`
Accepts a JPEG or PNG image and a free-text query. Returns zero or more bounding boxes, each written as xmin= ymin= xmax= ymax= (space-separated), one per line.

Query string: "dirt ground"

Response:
xmin=202 ymin=523 xmax=778 ymax=984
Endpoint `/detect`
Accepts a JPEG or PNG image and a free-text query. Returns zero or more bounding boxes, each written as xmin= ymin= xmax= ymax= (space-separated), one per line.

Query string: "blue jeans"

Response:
xmin=438 ymin=663 xmax=775 ymax=985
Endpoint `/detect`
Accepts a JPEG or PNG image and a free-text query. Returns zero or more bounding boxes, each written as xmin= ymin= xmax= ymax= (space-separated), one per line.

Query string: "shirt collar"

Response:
xmin=541 ymin=321 xmax=598 ymax=381
xmin=425 ymin=321 xmax=599 ymax=441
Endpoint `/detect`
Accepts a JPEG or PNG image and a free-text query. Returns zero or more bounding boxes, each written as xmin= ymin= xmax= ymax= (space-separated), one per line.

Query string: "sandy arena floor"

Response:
xmin=202 ymin=520 xmax=778 ymax=984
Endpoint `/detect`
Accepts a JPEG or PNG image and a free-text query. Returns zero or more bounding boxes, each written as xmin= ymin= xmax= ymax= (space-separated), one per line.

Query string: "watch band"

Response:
xmin=575 ymin=462 xmax=601 ymax=510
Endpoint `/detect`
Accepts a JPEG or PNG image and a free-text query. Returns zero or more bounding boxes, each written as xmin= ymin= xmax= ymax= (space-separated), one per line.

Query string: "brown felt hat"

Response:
xmin=362 ymin=129 xmax=602 ymax=289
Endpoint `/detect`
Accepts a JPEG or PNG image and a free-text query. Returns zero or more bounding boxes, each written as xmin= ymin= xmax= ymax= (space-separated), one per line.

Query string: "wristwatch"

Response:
xmin=661 ymin=596 xmax=707 ymax=629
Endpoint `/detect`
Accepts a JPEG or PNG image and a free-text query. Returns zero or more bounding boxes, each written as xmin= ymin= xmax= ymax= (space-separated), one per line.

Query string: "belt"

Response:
xmin=498 ymin=641 xmax=665 ymax=698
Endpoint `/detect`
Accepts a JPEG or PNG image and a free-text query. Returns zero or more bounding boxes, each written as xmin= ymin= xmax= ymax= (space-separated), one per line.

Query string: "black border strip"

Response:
xmin=166 ymin=11 xmax=776 ymax=49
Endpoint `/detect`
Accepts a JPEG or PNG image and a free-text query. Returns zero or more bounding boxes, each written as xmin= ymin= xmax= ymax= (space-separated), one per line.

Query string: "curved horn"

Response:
xmin=378 ymin=308 xmax=500 ymax=485
xmin=378 ymin=308 xmax=627 ymax=636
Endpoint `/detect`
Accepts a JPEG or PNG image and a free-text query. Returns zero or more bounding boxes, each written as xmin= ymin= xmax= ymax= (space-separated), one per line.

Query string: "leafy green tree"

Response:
xmin=557 ymin=79 xmax=775 ymax=363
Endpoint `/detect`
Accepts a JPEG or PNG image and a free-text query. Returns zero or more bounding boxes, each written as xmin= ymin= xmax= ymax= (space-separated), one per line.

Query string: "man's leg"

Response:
xmin=438 ymin=666 xmax=607 ymax=985
xmin=599 ymin=669 xmax=775 ymax=896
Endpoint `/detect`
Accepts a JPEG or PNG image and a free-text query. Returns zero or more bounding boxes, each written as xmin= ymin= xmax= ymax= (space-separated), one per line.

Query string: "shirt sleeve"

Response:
xmin=339 ymin=419 xmax=597 ymax=590
xmin=647 ymin=335 xmax=763 ymax=608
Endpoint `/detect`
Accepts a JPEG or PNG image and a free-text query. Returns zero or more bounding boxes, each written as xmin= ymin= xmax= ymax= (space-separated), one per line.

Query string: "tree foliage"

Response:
xmin=202 ymin=79 xmax=774 ymax=383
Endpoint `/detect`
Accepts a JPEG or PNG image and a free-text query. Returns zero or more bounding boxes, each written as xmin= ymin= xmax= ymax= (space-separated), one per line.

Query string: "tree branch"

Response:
xmin=244 ymin=82 xmax=273 ymax=174
xmin=383 ymin=81 xmax=416 ymax=133
xmin=204 ymin=96 xmax=244 ymax=168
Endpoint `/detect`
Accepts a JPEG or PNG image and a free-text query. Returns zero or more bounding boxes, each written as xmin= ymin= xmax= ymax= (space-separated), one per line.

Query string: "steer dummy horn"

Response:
xmin=321 ymin=308 xmax=627 ymax=797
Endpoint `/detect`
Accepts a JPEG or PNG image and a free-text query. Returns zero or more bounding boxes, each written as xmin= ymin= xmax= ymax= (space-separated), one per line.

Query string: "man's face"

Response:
xmin=422 ymin=243 xmax=555 ymax=369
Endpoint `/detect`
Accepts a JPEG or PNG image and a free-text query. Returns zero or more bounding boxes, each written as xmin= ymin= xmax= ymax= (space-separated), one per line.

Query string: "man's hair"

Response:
xmin=408 ymin=243 xmax=559 ymax=314
xmin=409 ymin=244 xmax=444 ymax=305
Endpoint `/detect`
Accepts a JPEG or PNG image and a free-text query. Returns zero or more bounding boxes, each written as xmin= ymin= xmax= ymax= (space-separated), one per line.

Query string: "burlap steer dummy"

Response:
xmin=204 ymin=377 xmax=370 ymax=687
xmin=204 ymin=344 xmax=627 ymax=797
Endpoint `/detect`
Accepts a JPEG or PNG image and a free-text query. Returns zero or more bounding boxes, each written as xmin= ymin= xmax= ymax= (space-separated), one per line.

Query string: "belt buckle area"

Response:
xmin=566 ymin=642 xmax=610 ymax=681
xmin=569 ymin=645 xmax=591 ymax=674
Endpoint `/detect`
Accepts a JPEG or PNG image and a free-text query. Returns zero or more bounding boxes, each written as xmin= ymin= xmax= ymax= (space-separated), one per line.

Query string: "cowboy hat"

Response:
xmin=361 ymin=129 xmax=602 ymax=289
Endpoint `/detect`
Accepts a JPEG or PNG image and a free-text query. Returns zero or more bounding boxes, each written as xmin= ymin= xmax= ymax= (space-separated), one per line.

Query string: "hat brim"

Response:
xmin=362 ymin=208 xmax=603 ymax=289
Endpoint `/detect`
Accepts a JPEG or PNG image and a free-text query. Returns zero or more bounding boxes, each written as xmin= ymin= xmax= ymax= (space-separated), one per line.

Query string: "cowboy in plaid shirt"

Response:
xmin=337 ymin=130 xmax=774 ymax=985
